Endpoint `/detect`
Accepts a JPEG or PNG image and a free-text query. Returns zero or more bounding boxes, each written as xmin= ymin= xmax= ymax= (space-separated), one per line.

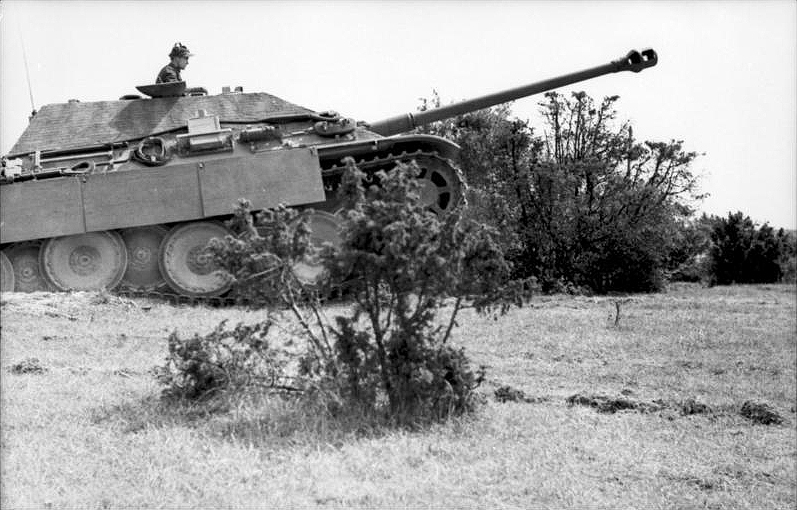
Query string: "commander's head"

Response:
xmin=169 ymin=42 xmax=194 ymax=70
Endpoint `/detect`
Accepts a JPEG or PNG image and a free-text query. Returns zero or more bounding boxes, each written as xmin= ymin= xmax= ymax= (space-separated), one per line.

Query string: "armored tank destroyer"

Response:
xmin=0 ymin=48 xmax=657 ymax=297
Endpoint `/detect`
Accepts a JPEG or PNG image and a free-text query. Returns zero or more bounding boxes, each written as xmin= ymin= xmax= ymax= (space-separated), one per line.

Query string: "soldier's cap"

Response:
xmin=169 ymin=43 xmax=194 ymax=58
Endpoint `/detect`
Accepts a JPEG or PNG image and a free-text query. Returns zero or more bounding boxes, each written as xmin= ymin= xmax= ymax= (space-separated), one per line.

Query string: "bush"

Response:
xmin=317 ymin=160 xmax=514 ymax=422
xmin=416 ymin=92 xmax=704 ymax=294
xmin=155 ymin=320 xmax=293 ymax=400
xmin=189 ymin=158 xmax=520 ymax=425
xmin=776 ymin=228 xmax=796 ymax=283
xmin=706 ymin=212 xmax=785 ymax=285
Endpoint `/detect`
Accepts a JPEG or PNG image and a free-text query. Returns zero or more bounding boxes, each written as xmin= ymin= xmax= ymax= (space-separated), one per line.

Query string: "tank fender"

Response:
xmin=317 ymin=134 xmax=460 ymax=163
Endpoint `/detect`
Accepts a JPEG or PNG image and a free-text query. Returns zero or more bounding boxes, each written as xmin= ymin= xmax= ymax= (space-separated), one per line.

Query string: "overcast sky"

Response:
xmin=1 ymin=0 xmax=795 ymax=228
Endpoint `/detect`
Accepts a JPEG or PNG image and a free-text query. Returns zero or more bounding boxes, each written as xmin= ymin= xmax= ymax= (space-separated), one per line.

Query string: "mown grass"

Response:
xmin=1 ymin=284 xmax=795 ymax=509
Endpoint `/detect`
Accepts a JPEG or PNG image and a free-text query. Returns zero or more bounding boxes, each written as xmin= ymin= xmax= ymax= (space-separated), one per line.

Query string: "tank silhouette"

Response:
xmin=0 ymin=49 xmax=657 ymax=297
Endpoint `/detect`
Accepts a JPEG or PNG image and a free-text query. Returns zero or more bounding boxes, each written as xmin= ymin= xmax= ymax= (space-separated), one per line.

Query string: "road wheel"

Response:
xmin=158 ymin=222 xmax=232 ymax=297
xmin=40 ymin=231 xmax=128 ymax=291
xmin=6 ymin=242 xmax=50 ymax=292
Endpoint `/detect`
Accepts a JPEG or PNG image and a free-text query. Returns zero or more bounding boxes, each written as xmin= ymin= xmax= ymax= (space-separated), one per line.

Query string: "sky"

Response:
xmin=1 ymin=0 xmax=795 ymax=229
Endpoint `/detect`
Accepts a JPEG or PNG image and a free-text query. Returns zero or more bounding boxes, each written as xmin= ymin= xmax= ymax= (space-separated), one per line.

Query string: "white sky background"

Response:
xmin=1 ymin=0 xmax=795 ymax=229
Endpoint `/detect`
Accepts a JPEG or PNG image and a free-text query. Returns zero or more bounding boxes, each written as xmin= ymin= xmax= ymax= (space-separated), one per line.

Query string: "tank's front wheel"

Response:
xmin=40 ymin=231 xmax=128 ymax=291
xmin=120 ymin=225 xmax=168 ymax=291
xmin=158 ymin=222 xmax=232 ymax=297
xmin=6 ymin=242 xmax=50 ymax=292
xmin=1 ymin=251 xmax=15 ymax=292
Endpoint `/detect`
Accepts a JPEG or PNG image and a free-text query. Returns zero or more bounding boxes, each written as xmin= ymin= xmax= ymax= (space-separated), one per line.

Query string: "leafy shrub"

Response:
xmin=706 ymin=212 xmax=785 ymax=285
xmin=196 ymin=158 xmax=520 ymax=425
xmin=154 ymin=320 xmax=292 ymax=400
xmin=318 ymin=160 xmax=513 ymax=422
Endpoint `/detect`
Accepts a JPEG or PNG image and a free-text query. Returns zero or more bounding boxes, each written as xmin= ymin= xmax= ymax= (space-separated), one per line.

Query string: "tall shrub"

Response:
xmin=195 ymin=159 xmax=520 ymax=424
xmin=707 ymin=211 xmax=784 ymax=285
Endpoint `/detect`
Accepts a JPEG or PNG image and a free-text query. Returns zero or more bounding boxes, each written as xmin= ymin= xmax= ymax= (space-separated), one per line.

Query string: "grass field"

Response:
xmin=1 ymin=283 xmax=795 ymax=509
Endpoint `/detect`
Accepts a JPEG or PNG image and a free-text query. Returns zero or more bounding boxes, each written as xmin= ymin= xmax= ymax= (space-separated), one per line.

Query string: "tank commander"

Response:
xmin=156 ymin=43 xmax=193 ymax=84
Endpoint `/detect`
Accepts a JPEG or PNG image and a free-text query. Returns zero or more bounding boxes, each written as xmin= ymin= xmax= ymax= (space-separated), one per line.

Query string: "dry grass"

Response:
xmin=1 ymin=284 xmax=795 ymax=509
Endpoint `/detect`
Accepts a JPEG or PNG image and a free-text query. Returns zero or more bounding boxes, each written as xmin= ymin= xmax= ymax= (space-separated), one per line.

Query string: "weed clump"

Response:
xmin=8 ymin=357 xmax=48 ymax=374
xmin=740 ymin=400 xmax=784 ymax=425
xmin=155 ymin=320 xmax=293 ymax=401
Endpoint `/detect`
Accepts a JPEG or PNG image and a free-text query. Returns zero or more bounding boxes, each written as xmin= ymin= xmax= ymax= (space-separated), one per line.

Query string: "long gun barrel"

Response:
xmin=367 ymin=48 xmax=657 ymax=137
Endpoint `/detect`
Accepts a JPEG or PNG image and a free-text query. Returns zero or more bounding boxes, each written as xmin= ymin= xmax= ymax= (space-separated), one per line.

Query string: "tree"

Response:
xmin=418 ymin=91 xmax=704 ymax=293
xmin=529 ymin=92 xmax=704 ymax=292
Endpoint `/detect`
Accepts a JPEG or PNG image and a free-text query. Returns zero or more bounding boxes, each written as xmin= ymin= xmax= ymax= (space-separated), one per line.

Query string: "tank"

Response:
xmin=0 ymin=48 xmax=657 ymax=297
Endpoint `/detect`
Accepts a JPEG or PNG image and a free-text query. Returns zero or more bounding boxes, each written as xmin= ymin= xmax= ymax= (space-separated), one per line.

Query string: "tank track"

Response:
xmin=99 ymin=150 xmax=466 ymax=307
xmin=322 ymin=148 xmax=464 ymax=180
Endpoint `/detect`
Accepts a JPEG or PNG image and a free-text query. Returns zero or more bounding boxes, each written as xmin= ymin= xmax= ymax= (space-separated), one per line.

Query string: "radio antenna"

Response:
xmin=18 ymin=26 xmax=37 ymax=117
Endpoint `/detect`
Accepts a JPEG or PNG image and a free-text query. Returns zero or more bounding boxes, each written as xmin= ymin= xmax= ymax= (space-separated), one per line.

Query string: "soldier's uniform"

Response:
xmin=156 ymin=63 xmax=182 ymax=84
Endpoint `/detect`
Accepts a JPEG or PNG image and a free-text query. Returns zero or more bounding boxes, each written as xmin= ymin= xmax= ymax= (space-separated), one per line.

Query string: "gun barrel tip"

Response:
xmin=641 ymin=48 xmax=658 ymax=66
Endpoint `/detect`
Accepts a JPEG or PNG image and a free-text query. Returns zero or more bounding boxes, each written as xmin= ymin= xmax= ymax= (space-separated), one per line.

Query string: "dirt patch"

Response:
xmin=41 ymin=335 xmax=68 ymax=342
xmin=663 ymin=474 xmax=719 ymax=491
xmin=740 ymin=400 xmax=784 ymax=425
xmin=566 ymin=393 xmax=666 ymax=414
xmin=678 ymin=360 xmax=703 ymax=370
xmin=568 ymin=393 xmax=786 ymax=424
xmin=679 ymin=397 xmax=712 ymax=416
xmin=493 ymin=385 xmax=548 ymax=404
xmin=8 ymin=357 xmax=48 ymax=374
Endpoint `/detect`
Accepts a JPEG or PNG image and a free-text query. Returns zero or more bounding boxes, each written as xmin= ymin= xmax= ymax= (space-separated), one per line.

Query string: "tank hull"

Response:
xmin=1 ymin=147 xmax=324 ymax=244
